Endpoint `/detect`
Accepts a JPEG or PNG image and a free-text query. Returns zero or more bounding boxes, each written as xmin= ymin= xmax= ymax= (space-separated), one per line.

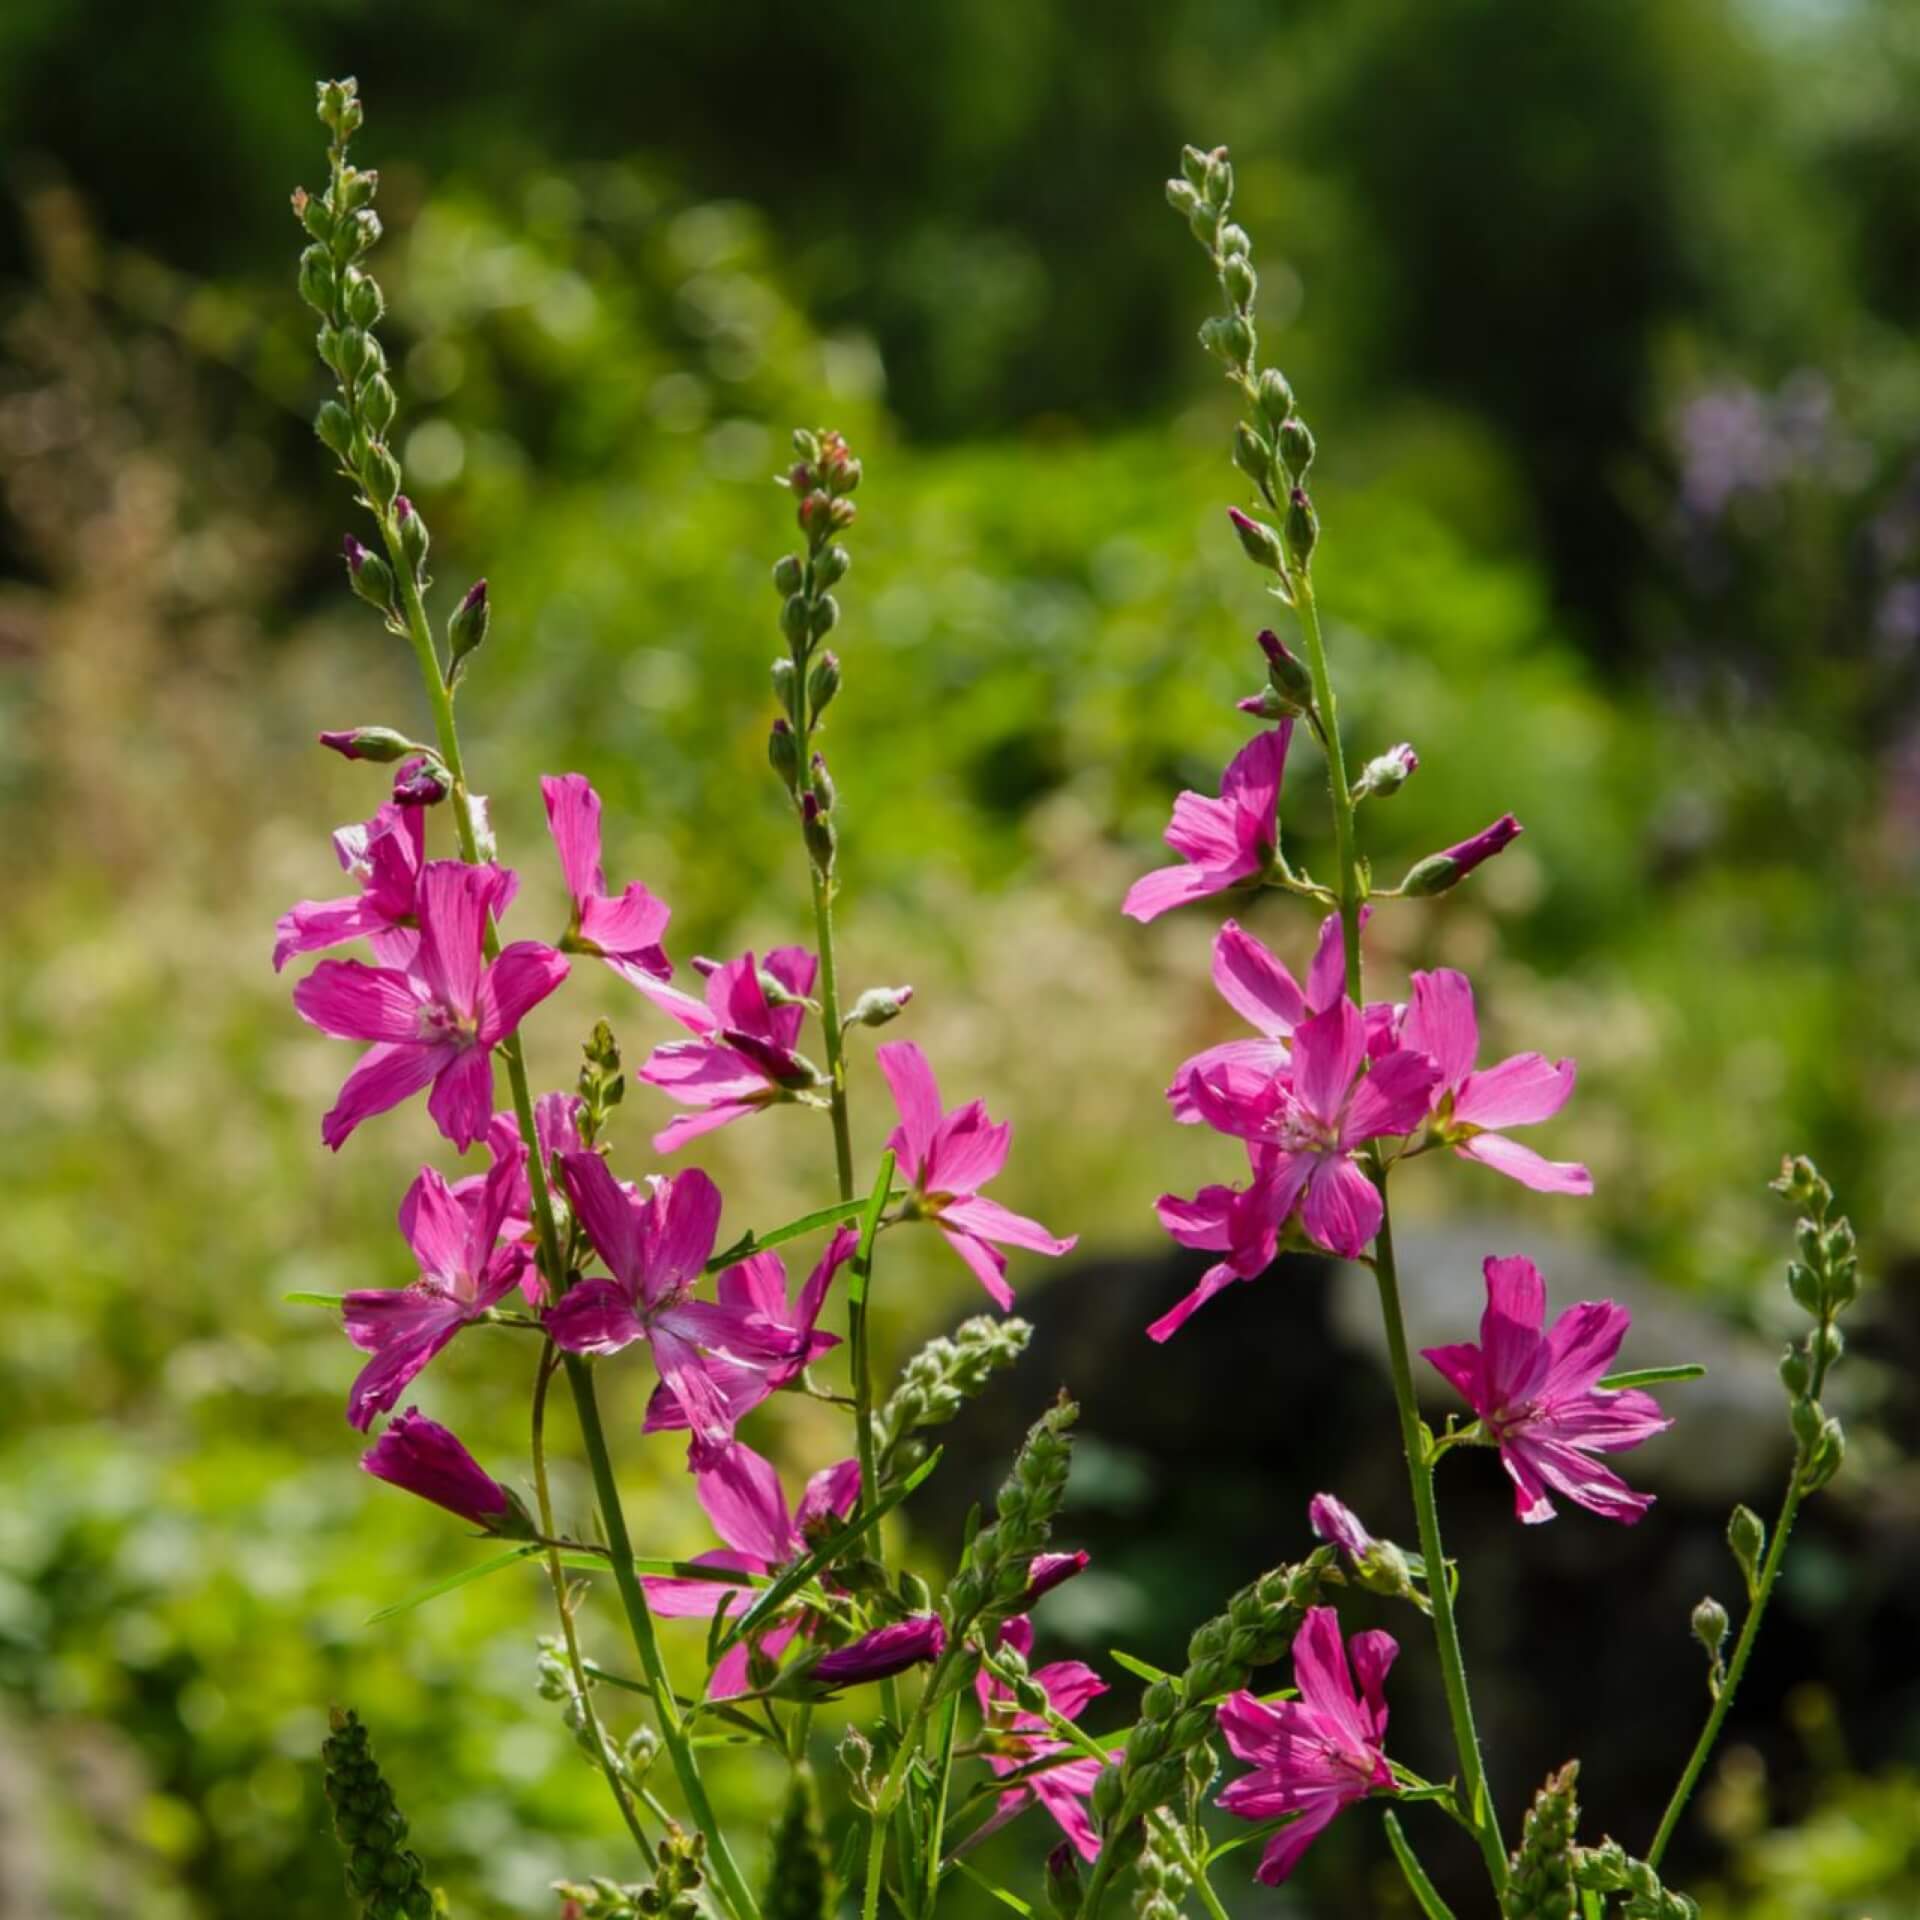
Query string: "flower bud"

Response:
xmin=1805 ymin=1416 xmax=1847 ymax=1490
xmin=809 ymin=594 xmax=839 ymax=641
xmin=1353 ymin=742 xmax=1419 ymax=801
xmin=1691 ymin=1596 xmax=1729 ymax=1663
xmin=1222 ymin=253 xmax=1257 ymax=310
xmin=814 ymin=543 xmax=851 ymax=588
xmin=1021 ymin=1549 xmax=1090 ymax=1607
xmin=1201 ymin=153 xmax=1233 ymax=211
xmin=1165 ymin=178 xmax=1201 ymax=217
xmin=342 ymin=535 xmax=393 ymax=609
xmin=1256 ymin=368 xmax=1294 ymax=426
xmin=898 ymin=1570 xmax=933 ymax=1613
xmin=1786 ymin=1261 xmax=1822 ymax=1314
xmin=360 ymin=374 xmax=397 ymax=437
xmin=780 ymin=593 xmax=812 ymax=647
xmin=792 ymin=427 xmax=822 ymax=465
xmin=772 ymin=553 xmax=804 ymax=597
xmin=809 ymin=753 xmax=836 ymax=813
xmin=343 ymin=268 xmax=384 ymax=329
xmin=394 ymin=495 xmax=429 ymax=575
xmin=789 ymin=1615 xmax=946 ymax=1694
xmin=802 ymin=792 xmax=836 ymax=875
xmin=1284 ymin=486 xmax=1318 ymax=566
xmin=1728 ymin=1505 xmax=1766 ymax=1600
xmin=1399 ymin=813 xmax=1523 ymax=897
xmin=805 ymin=648 xmax=840 ymax=716
xmin=1278 ymin=417 xmax=1316 ymax=478
xmin=362 ymin=1408 xmax=533 ymax=1536
xmin=826 ymin=456 xmax=862 ymax=498
xmin=293 ymin=186 xmax=334 ymax=243
xmin=391 ymin=756 xmax=449 ymax=807
xmin=1200 ymin=313 xmax=1254 ymax=369
xmin=448 ymin=579 xmax=489 ymax=669
xmin=1237 ymin=687 xmax=1296 ymax=720
xmin=318 ymin=725 xmax=415 ymax=764
xmin=1778 ymin=1344 xmax=1811 ymax=1396
xmin=1180 ymin=145 xmax=1213 ymax=190
xmin=1227 ymin=508 xmax=1285 ymax=574
xmin=848 ymin=984 xmax=913 ymax=1028
xmin=298 ymin=244 xmax=337 ymax=315
xmin=315 ymin=399 xmax=356 ymax=461
xmin=1043 ymin=1841 xmax=1084 ymax=1920
xmin=1187 ymin=202 xmax=1222 ymax=247
xmin=361 ymin=442 xmax=402 ymax=510
xmin=768 ymin=717 xmax=800 ymax=786
xmin=771 ymin=656 xmax=797 ymax=709
xmin=1218 ymin=223 xmax=1251 ymax=258
xmin=1256 ymin=627 xmax=1315 ymax=705
xmin=1232 ymin=423 xmax=1271 ymax=485
xmin=1789 ymin=1395 xmax=1824 ymax=1450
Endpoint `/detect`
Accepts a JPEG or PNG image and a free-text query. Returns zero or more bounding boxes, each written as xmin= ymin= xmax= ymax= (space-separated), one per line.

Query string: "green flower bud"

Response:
xmin=1232 ymin=423 xmax=1271 ymax=485
xmin=316 ymin=399 xmax=356 ymax=462
xmin=361 ymin=375 xmax=397 ymax=437
xmin=809 ymin=593 xmax=839 ymax=641
xmin=780 ymin=593 xmax=811 ymax=647
xmin=1778 ymin=1344 xmax=1810 ymax=1396
xmin=1691 ymin=1597 xmax=1729 ymax=1663
xmin=1256 ymin=368 xmax=1295 ymax=426
xmin=1179 ymin=145 xmax=1213 ymax=190
xmin=343 ymin=269 xmax=384 ymax=329
xmin=1218 ymin=222 xmax=1251 ymax=258
xmin=362 ymin=443 xmax=402 ymax=511
xmin=299 ymin=244 xmax=338 ymax=315
xmin=342 ymin=536 xmax=393 ymax=610
xmin=768 ymin=718 xmax=800 ymax=786
xmin=1165 ymin=178 xmax=1201 ymax=217
xmin=394 ymin=495 xmax=429 ymax=576
xmin=1278 ymin=417 xmax=1316 ymax=478
xmin=1227 ymin=508 xmax=1285 ymax=574
xmin=772 ymin=553 xmax=804 ymax=597
xmin=1201 ymin=153 xmax=1233 ymax=211
xmin=448 ymin=579 xmax=489 ymax=670
xmin=848 ymin=984 xmax=913 ymax=1028
xmin=1284 ymin=486 xmax=1319 ymax=566
xmin=814 ymin=544 xmax=851 ymax=588
xmin=1728 ymin=1505 xmax=1766 ymax=1600
xmin=1187 ymin=203 xmax=1222 ymax=247
xmin=1222 ymin=253 xmax=1257 ymax=310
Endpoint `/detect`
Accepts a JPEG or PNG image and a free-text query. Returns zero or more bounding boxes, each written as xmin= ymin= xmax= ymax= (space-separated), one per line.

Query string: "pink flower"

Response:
xmin=1147 ymin=1145 xmax=1290 ymax=1341
xmin=971 ymin=1616 xmax=1112 ymax=1860
xmin=1398 ymin=969 xmax=1591 ymax=1195
xmin=545 ymin=1154 xmax=809 ymax=1460
xmin=361 ymin=1407 xmax=532 ymax=1534
xmin=292 ymin=861 xmax=569 ymax=1151
xmin=809 ymin=1614 xmax=946 ymax=1690
xmin=1421 ymin=1255 xmax=1671 ymax=1525
xmin=632 ymin=947 xmax=821 ymax=1152
xmin=1217 ymin=1606 xmax=1397 ymax=1885
xmin=474 ymin=1092 xmax=590 ymax=1273
xmin=1182 ymin=1000 xmax=1439 ymax=1257
xmin=1022 ymin=1550 xmax=1091 ymax=1608
xmin=1122 ymin=726 xmax=1292 ymax=923
xmin=641 ymin=1442 xmax=861 ymax=1696
xmin=642 ymin=1228 xmax=853 ymax=1440
xmin=876 ymin=1041 xmax=1078 ymax=1309
xmin=541 ymin=774 xmax=673 ymax=987
xmin=273 ymin=800 xmax=425 ymax=973
xmin=1169 ymin=912 xmax=1395 ymax=1123
xmin=341 ymin=1139 xmax=532 ymax=1429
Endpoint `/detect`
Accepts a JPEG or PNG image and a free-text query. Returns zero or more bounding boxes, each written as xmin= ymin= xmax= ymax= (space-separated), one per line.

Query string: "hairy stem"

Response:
xmin=1647 ymin=1471 xmax=1805 ymax=1867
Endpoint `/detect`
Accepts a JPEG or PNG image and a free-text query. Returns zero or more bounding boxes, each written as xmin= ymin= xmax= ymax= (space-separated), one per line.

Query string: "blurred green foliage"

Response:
xmin=0 ymin=2 xmax=1917 ymax=1915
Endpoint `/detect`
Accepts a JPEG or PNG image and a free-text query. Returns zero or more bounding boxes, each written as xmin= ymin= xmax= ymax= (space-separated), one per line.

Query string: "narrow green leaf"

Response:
xmin=847 ymin=1150 xmax=897 ymax=1309
xmin=705 ymin=1193 xmax=892 ymax=1273
xmin=366 ymin=1544 xmax=539 ymax=1623
xmin=713 ymin=1444 xmax=941 ymax=1655
xmin=550 ymin=1550 xmax=769 ymax=1586
xmin=1598 ymin=1363 xmax=1705 ymax=1389
xmin=282 ymin=1289 xmax=345 ymax=1308
xmin=950 ymin=1859 xmax=1033 ymax=1915
xmin=1108 ymin=1647 xmax=1173 ymax=1686
xmin=1383 ymin=1810 xmax=1459 ymax=1920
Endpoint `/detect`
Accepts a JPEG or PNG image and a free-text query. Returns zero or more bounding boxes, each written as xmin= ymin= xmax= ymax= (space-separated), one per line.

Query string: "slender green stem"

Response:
xmin=565 ymin=1354 xmax=761 ymax=1920
xmin=919 ymin=1694 xmax=960 ymax=1915
xmin=1647 ymin=1471 xmax=1805 ymax=1868
xmin=531 ymin=1341 xmax=654 ymax=1864
xmin=864 ymin=1690 xmax=935 ymax=1920
xmin=1286 ymin=563 xmax=1505 ymax=1888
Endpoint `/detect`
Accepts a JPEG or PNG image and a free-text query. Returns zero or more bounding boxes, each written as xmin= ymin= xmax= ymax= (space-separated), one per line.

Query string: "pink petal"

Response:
xmin=1031 ymin=1762 xmax=1106 ymax=1860
xmin=642 ymin=1549 xmax=763 ymax=1620
xmin=1122 ymin=859 xmax=1235 ymax=923
xmin=694 ymin=1442 xmax=796 ymax=1564
xmin=1480 ymin=1256 xmax=1551 ymax=1407
xmin=709 ymin=1616 xmax=802 ymax=1699
xmin=1540 ymin=1298 xmax=1634 ymax=1400
xmin=761 ymin=946 xmax=818 ymax=1051
xmin=1154 ymin=1184 xmax=1239 ymax=1252
xmin=716 ymin=1250 xmax=788 ymax=1321
xmin=1216 ymin=1689 xmax=1292 ymax=1768
xmin=1340 ymin=1048 xmax=1442 ymax=1145
xmin=926 ymin=1102 xmax=1013 ymax=1195
xmin=476 ymin=943 xmax=570 ymax=1048
xmin=938 ymin=1222 xmax=1015 ymax=1308
xmin=1545 ymin=1388 xmax=1671 ymax=1452
xmin=1165 ymin=789 xmax=1243 ymax=866
xmin=795 ymin=1458 xmax=862 ymax=1532
xmin=1219 ymin=724 xmax=1290 ymax=823
xmin=794 ymin=1226 xmax=858 ymax=1336
xmin=1453 ymin=1053 xmax=1577 ymax=1130
xmin=560 ymin=1150 xmax=642 ymax=1287
xmin=398 ymin=1166 xmax=472 ymax=1287
xmin=579 ymin=885 xmax=671 ymax=977
xmin=1306 ymin=907 xmax=1365 ymax=1014
xmin=1402 ymin=969 xmax=1480 ymax=1092
xmin=1211 ymin=921 xmax=1308 ymax=1037
xmin=414 ymin=862 xmax=493 ymax=1018
xmin=1287 ymin=1607 xmax=1373 ymax=1756
xmin=1348 ymin=1629 xmax=1398 ymax=1743
xmin=1300 ymin=1153 xmax=1382 ymax=1259
xmin=1146 ymin=1254 xmax=1253 ymax=1342
xmin=876 ymin=1041 xmax=943 ymax=1178
xmin=541 ymin=773 xmax=607 ymax=904
xmin=321 ymin=1041 xmax=444 ymax=1150
xmin=643 ymin=1167 xmax=724 ymax=1307
xmin=1496 ymin=1435 xmax=1561 ymax=1525
xmin=938 ymin=1194 xmax=1075 ymax=1259
xmin=1167 ymin=1039 xmax=1290 ymax=1124
xmin=1456 ymin=1132 xmax=1593 ymax=1195
xmin=650 ymin=1325 xmax=737 ymax=1453
xmin=653 ymin=1102 xmax=758 ymax=1153
xmin=426 ymin=1044 xmax=495 ymax=1152
xmin=1251 ymin=1796 xmax=1346 ymax=1886
xmin=544 ymin=1277 xmax=645 ymax=1355
xmin=273 ymin=896 xmax=383 ymax=973
xmin=641 ymin=1039 xmax=770 ymax=1104
xmin=293 ymin=960 xmax=424 ymax=1043
xmin=628 ymin=972 xmax=721 ymax=1039
xmin=1291 ymin=1000 xmax=1367 ymax=1128
xmin=1031 ymin=1659 xmax=1108 ymax=1723
xmin=1419 ymin=1340 xmax=1488 ymax=1417
xmin=340 ymin=1289 xmax=471 ymax=1429
xmin=1507 ymin=1433 xmax=1655 ymax=1526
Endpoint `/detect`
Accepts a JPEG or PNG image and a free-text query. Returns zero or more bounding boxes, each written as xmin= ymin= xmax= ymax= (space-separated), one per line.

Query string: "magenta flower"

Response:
xmin=1147 ymin=1145 xmax=1290 ymax=1341
xmin=1217 ymin=1606 xmax=1397 ymax=1885
xmin=273 ymin=800 xmax=425 ymax=973
xmin=971 ymin=1615 xmax=1112 ymax=1860
xmin=642 ymin=1228 xmax=853 ymax=1440
xmin=292 ymin=861 xmax=568 ymax=1151
xmin=1122 ymin=726 xmax=1292 ymax=923
xmin=474 ymin=1091 xmax=590 ymax=1271
xmin=1169 ymin=911 xmax=1394 ymax=1123
xmin=1421 ymin=1255 xmax=1671 ymax=1525
xmin=1022 ymin=1550 xmax=1091 ymax=1608
xmin=541 ymin=774 xmax=673 ymax=987
xmin=361 ymin=1407 xmax=532 ymax=1534
xmin=1308 ymin=1493 xmax=1376 ymax=1565
xmin=342 ymin=1139 xmax=531 ymax=1429
xmin=1183 ymin=999 xmax=1439 ymax=1259
xmin=641 ymin=1442 xmax=861 ymax=1697
xmin=809 ymin=1614 xmax=946 ymax=1690
xmin=1398 ymin=969 xmax=1591 ymax=1195
xmin=631 ymin=947 xmax=821 ymax=1152
xmin=876 ymin=1042 xmax=1078 ymax=1308
xmin=545 ymin=1154 xmax=808 ymax=1459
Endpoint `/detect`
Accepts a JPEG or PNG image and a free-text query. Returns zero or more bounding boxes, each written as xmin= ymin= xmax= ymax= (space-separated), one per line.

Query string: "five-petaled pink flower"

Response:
xmin=545 ymin=1154 xmax=808 ymax=1460
xmin=641 ymin=1441 xmax=861 ymax=1696
xmin=274 ymin=800 xmax=427 ymax=973
xmin=1421 ymin=1255 xmax=1670 ymax=1525
xmin=361 ymin=1407 xmax=532 ymax=1534
xmin=1123 ymin=726 xmax=1292 ymax=923
xmin=1184 ymin=998 xmax=1437 ymax=1250
xmin=632 ymin=947 xmax=820 ymax=1152
xmin=642 ymin=1229 xmax=853 ymax=1441
xmin=293 ymin=860 xmax=568 ymax=1151
xmin=342 ymin=1138 xmax=531 ymax=1429
xmin=1217 ymin=1606 xmax=1397 ymax=1885
xmin=541 ymin=774 xmax=673 ymax=987
xmin=1397 ymin=969 xmax=1591 ymax=1195
xmin=971 ymin=1615 xmax=1112 ymax=1860
xmin=876 ymin=1041 xmax=1078 ymax=1308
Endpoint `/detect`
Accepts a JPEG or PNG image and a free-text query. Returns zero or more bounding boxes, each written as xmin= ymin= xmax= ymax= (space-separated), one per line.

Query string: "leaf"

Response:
xmin=704 ymin=1193 xmax=881 ymax=1272
xmin=712 ymin=1445 xmax=942 ymax=1656
xmin=949 ymin=1859 xmax=1033 ymax=1915
xmin=846 ymin=1150 xmax=897 ymax=1309
xmin=1598 ymin=1363 xmax=1705 ymax=1390
xmin=282 ymin=1290 xmax=345 ymax=1308
xmin=1383 ymin=1810 xmax=1459 ymax=1920
xmin=1107 ymin=1647 xmax=1173 ymax=1686
xmin=366 ymin=1545 xmax=539 ymax=1623
xmin=551 ymin=1550 xmax=769 ymax=1586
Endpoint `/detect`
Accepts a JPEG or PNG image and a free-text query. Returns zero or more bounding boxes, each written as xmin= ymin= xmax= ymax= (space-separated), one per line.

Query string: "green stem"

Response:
xmin=565 ymin=1354 xmax=762 ymax=1920
xmin=919 ymin=1694 xmax=960 ymax=1916
xmin=1647 ymin=1470 xmax=1806 ymax=1868
xmin=1287 ymin=564 xmax=1505 ymax=1889
xmin=531 ymin=1341 xmax=654 ymax=1864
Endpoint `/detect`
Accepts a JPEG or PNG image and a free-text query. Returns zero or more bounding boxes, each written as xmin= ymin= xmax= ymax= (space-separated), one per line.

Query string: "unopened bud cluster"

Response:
xmin=1503 ymin=1761 xmax=1581 ymax=1920
xmin=555 ymin=1827 xmax=706 ymax=1920
xmin=577 ymin=1020 xmax=626 ymax=1146
xmin=1572 ymin=1841 xmax=1700 ymax=1919
xmin=1130 ymin=1828 xmax=1190 ymax=1920
xmin=320 ymin=1708 xmax=440 ymax=1920
xmin=877 ymin=1314 xmax=1034 ymax=1472
xmin=1089 ymin=1550 xmax=1330 ymax=1877
xmin=760 ymin=1765 xmax=831 ymax=1920
xmin=1769 ymin=1155 xmax=1858 ymax=1494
